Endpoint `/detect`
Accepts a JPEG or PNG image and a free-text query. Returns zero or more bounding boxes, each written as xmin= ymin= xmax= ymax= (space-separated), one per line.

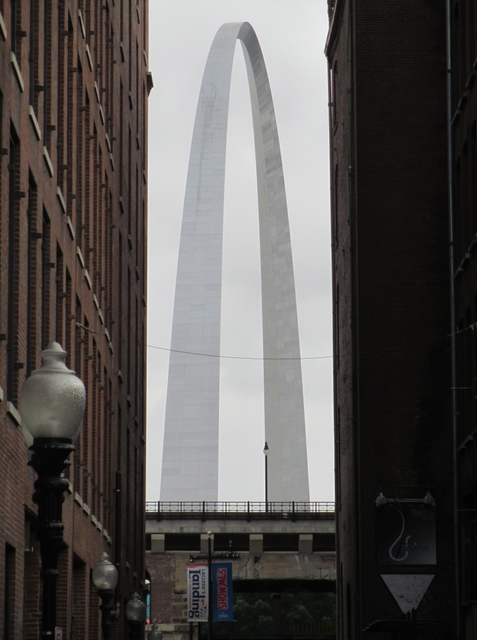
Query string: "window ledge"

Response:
xmin=56 ymin=186 xmax=67 ymax=213
xmin=76 ymin=246 xmax=85 ymax=268
xmin=7 ymin=401 xmax=21 ymax=426
xmin=29 ymin=106 xmax=42 ymax=140
xmin=78 ymin=10 xmax=86 ymax=39
xmin=84 ymin=269 xmax=92 ymax=290
xmin=85 ymin=44 xmax=93 ymax=71
xmin=66 ymin=216 xmax=75 ymax=240
xmin=0 ymin=12 xmax=7 ymax=41
xmin=43 ymin=146 xmax=54 ymax=177
xmin=11 ymin=52 xmax=24 ymax=93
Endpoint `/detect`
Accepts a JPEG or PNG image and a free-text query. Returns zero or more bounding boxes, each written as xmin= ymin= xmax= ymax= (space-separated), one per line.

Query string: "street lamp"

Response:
xmin=263 ymin=441 xmax=269 ymax=511
xmin=20 ymin=342 xmax=86 ymax=640
xmin=148 ymin=621 xmax=163 ymax=640
xmin=207 ymin=531 xmax=213 ymax=640
xmin=126 ymin=592 xmax=146 ymax=640
xmin=92 ymin=552 xmax=119 ymax=639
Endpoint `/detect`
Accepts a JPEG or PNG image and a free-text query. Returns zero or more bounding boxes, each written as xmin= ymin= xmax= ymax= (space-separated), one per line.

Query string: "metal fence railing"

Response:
xmin=145 ymin=501 xmax=335 ymax=521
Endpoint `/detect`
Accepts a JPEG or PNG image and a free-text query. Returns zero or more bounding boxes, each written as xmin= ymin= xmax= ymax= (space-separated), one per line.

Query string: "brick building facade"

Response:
xmin=451 ymin=0 xmax=477 ymax=635
xmin=325 ymin=1 xmax=457 ymax=638
xmin=0 ymin=1 xmax=150 ymax=638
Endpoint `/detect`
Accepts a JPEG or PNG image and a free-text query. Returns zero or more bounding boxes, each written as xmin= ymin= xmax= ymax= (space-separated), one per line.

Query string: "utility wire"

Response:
xmin=79 ymin=318 xmax=477 ymax=361
xmin=75 ymin=323 xmax=331 ymax=360
xmin=146 ymin=344 xmax=332 ymax=361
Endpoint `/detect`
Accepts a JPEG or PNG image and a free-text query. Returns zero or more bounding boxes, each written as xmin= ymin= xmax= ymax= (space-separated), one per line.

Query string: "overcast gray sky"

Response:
xmin=146 ymin=1 xmax=333 ymax=503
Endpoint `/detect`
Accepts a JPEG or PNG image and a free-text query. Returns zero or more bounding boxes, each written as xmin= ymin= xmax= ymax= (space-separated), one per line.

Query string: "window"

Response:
xmin=28 ymin=0 xmax=38 ymax=107
xmin=7 ymin=127 xmax=20 ymax=401
xmin=4 ymin=544 xmax=15 ymax=639
xmin=72 ymin=558 xmax=87 ymax=640
xmin=330 ymin=60 xmax=338 ymax=130
xmin=76 ymin=60 xmax=84 ymax=246
xmin=10 ymin=0 xmax=18 ymax=55
xmin=43 ymin=1 xmax=53 ymax=149
xmin=56 ymin=3 xmax=66 ymax=187
xmin=41 ymin=210 xmax=51 ymax=347
xmin=27 ymin=173 xmax=38 ymax=375
xmin=55 ymin=245 xmax=64 ymax=345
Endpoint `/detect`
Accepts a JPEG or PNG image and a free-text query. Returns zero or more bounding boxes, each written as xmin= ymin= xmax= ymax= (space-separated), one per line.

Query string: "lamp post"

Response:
xmin=92 ymin=552 xmax=119 ymax=639
xmin=263 ymin=441 xmax=269 ymax=511
xmin=148 ymin=621 xmax=163 ymax=640
xmin=126 ymin=592 xmax=146 ymax=640
xmin=207 ymin=532 xmax=213 ymax=640
xmin=20 ymin=342 xmax=86 ymax=640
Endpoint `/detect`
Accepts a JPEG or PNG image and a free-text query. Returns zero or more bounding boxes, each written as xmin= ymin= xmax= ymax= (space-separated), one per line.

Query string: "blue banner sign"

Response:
xmin=212 ymin=563 xmax=234 ymax=621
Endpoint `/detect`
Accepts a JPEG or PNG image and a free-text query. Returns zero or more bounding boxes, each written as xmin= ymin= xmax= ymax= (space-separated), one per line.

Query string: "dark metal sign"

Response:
xmin=376 ymin=503 xmax=436 ymax=565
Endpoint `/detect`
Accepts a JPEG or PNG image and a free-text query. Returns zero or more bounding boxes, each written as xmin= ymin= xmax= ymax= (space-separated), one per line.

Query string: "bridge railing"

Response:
xmin=145 ymin=501 xmax=335 ymax=521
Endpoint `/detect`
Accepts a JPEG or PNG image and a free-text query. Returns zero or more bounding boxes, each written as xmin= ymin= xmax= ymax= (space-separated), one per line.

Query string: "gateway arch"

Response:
xmin=160 ymin=22 xmax=309 ymax=502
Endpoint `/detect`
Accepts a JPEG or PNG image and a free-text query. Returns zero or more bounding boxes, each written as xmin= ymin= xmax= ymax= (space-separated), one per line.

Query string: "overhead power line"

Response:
xmin=146 ymin=344 xmax=332 ymax=361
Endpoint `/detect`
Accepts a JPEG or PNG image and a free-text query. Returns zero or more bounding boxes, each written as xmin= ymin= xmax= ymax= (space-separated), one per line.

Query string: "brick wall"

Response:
xmin=326 ymin=0 xmax=454 ymax=637
xmin=0 ymin=1 xmax=149 ymax=638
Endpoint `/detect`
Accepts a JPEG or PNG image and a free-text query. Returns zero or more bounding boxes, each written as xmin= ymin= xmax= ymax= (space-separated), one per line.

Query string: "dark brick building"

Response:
xmin=325 ymin=1 xmax=462 ymax=638
xmin=451 ymin=0 xmax=477 ymax=636
xmin=0 ymin=1 xmax=150 ymax=638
